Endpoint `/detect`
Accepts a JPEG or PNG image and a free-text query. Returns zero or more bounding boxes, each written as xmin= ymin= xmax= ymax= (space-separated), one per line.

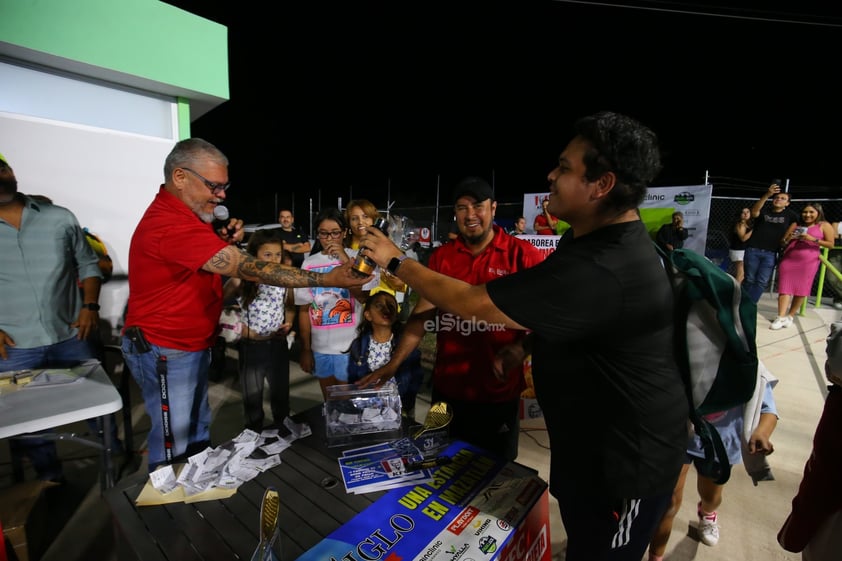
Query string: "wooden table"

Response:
xmin=0 ymin=364 xmax=123 ymax=489
xmin=105 ymin=406 xmax=552 ymax=561
xmin=105 ymin=406 xmax=386 ymax=561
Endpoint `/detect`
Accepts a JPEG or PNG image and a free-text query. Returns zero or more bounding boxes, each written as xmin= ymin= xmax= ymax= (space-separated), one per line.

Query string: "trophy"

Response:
xmin=386 ymin=215 xmax=421 ymax=251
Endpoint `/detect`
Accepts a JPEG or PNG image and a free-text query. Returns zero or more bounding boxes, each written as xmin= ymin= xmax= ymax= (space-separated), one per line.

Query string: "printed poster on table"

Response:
xmin=295 ymin=440 xmax=551 ymax=561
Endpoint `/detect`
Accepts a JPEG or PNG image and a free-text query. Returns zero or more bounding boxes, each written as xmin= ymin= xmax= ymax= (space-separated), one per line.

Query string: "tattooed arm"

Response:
xmin=202 ymin=245 xmax=370 ymax=289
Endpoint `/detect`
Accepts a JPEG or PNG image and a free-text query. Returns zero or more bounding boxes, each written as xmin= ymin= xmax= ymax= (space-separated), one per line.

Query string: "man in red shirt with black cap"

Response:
xmin=357 ymin=176 xmax=544 ymax=460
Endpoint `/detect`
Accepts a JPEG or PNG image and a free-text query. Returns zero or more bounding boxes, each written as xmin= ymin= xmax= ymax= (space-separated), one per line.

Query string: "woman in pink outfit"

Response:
xmin=771 ymin=202 xmax=836 ymax=330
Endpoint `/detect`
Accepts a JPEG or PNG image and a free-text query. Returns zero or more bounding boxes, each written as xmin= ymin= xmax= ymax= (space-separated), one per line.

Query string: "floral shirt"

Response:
xmin=238 ymin=284 xmax=287 ymax=337
xmin=366 ymin=335 xmax=394 ymax=371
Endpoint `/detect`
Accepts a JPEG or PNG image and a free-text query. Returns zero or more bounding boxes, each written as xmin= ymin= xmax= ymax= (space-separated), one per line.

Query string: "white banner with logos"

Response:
xmin=523 ymin=185 xmax=711 ymax=254
xmin=516 ymin=235 xmax=559 ymax=260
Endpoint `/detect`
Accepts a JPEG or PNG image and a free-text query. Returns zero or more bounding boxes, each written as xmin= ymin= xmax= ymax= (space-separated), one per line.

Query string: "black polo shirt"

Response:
xmin=487 ymin=221 xmax=687 ymax=500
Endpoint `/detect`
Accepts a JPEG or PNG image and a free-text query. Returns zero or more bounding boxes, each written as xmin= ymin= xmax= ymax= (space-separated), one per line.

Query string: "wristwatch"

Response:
xmin=82 ymin=303 xmax=100 ymax=312
xmin=386 ymin=254 xmax=409 ymax=275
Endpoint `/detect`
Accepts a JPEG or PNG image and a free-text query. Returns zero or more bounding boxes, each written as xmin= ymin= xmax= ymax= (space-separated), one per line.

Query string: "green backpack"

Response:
xmin=657 ymin=246 xmax=759 ymax=484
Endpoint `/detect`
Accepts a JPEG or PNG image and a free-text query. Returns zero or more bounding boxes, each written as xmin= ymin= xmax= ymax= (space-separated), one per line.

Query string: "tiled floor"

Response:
xmin=2 ymin=292 xmax=838 ymax=561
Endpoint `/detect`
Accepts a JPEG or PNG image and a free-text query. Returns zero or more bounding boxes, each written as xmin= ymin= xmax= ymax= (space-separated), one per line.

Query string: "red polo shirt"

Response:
xmin=125 ymin=187 xmax=228 ymax=350
xmin=428 ymin=225 xmax=544 ymax=402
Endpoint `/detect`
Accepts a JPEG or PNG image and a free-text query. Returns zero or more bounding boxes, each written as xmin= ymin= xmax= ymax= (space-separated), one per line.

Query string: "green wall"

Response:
xmin=0 ymin=0 xmax=228 ymax=103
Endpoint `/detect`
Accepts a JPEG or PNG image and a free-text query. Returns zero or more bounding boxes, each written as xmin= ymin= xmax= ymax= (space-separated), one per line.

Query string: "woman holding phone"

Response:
xmin=770 ymin=202 xmax=836 ymax=330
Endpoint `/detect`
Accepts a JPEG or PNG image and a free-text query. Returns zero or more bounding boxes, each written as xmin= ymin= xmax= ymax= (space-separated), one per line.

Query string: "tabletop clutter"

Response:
xmin=141 ymin=382 xmax=453 ymax=503
xmin=326 ymin=384 xmax=454 ymax=493
xmin=145 ymin=416 xmax=313 ymax=499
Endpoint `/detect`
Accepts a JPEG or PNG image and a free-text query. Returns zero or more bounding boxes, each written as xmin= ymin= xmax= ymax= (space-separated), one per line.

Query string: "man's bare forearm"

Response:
xmin=205 ymin=246 xmax=323 ymax=287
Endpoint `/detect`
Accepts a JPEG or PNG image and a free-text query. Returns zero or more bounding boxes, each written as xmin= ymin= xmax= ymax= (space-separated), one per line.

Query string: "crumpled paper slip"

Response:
xmin=135 ymin=420 xmax=311 ymax=506
xmin=135 ymin=464 xmax=238 ymax=505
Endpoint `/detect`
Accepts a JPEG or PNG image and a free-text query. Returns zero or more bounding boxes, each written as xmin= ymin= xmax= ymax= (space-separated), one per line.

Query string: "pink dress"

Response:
xmin=778 ymin=223 xmax=824 ymax=296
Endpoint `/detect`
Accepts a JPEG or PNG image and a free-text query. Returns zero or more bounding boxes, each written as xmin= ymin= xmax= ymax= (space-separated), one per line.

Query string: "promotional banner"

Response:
xmin=295 ymin=440 xmax=551 ymax=561
xmin=516 ymin=235 xmax=559 ymax=260
xmin=523 ymin=185 xmax=711 ymax=254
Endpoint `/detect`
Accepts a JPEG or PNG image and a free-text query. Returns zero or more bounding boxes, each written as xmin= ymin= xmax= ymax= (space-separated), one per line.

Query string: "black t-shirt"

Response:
xmin=487 ymin=221 xmax=688 ymax=500
xmin=729 ymin=221 xmax=752 ymax=250
xmin=655 ymin=223 xmax=688 ymax=252
xmin=275 ymin=226 xmax=309 ymax=267
xmin=747 ymin=207 xmax=798 ymax=252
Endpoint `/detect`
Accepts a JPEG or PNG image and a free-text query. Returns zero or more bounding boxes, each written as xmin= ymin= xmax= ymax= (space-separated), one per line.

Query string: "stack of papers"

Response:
xmin=338 ymin=438 xmax=436 ymax=494
xmin=25 ymin=359 xmax=100 ymax=387
xmin=0 ymin=359 xmax=100 ymax=388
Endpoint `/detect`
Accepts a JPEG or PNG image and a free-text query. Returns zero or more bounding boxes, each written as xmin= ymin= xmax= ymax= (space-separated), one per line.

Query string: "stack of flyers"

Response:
xmin=338 ymin=438 xmax=435 ymax=494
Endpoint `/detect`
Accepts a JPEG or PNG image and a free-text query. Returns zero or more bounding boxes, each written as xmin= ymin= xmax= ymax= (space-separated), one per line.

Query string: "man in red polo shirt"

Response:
xmin=122 ymin=138 xmax=367 ymax=471
xmin=357 ymin=177 xmax=544 ymax=460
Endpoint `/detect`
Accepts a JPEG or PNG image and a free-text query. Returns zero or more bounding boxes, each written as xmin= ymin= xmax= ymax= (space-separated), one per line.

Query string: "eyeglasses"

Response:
xmin=181 ymin=167 xmax=230 ymax=194
xmin=317 ymin=230 xmax=343 ymax=239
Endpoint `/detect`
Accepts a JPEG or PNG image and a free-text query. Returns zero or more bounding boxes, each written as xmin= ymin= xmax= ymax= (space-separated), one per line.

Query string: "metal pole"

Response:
xmin=434 ymin=174 xmax=440 ymax=242
xmin=387 ymin=177 xmax=391 ymax=218
xmin=308 ymin=197 xmax=314 ymax=239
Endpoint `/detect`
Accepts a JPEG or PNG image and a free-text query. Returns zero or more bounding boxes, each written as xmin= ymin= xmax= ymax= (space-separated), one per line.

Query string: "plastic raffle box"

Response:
xmin=324 ymin=383 xmax=403 ymax=447
xmin=296 ymin=440 xmax=552 ymax=561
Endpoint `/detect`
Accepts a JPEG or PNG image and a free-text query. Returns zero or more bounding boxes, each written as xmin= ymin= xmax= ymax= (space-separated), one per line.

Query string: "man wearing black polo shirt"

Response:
xmin=359 ymin=111 xmax=688 ymax=561
xmin=275 ymin=209 xmax=310 ymax=267
xmin=743 ymin=183 xmax=799 ymax=303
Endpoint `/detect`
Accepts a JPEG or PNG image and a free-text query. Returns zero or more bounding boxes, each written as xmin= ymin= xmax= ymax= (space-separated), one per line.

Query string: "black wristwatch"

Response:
xmin=82 ymin=303 xmax=100 ymax=312
xmin=386 ymin=255 xmax=409 ymax=275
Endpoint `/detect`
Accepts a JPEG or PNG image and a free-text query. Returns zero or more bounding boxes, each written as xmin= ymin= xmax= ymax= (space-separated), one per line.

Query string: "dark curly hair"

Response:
xmin=574 ymin=111 xmax=662 ymax=213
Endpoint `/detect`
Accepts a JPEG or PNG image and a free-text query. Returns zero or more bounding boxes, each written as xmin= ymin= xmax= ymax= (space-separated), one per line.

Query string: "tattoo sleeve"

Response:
xmin=205 ymin=247 xmax=324 ymax=287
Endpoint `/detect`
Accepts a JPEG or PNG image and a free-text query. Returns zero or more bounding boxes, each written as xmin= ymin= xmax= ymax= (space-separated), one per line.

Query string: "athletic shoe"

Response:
xmin=783 ymin=316 xmax=794 ymax=328
xmin=770 ymin=317 xmax=787 ymax=330
xmin=697 ymin=503 xmax=720 ymax=546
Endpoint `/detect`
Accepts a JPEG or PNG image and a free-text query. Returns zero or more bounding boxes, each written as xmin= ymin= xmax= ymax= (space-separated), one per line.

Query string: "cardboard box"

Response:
xmin=0 ymin=480 xmax=58 ymax=561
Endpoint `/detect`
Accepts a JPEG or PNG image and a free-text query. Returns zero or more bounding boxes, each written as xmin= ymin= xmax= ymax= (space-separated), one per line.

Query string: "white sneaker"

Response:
xmin=770 ymin=317 xmax=787 ymax=330
xmin=783 ymin=316 xmax=794 ymax=328
xmin=697 ymin=504 xmax=720 ymax=546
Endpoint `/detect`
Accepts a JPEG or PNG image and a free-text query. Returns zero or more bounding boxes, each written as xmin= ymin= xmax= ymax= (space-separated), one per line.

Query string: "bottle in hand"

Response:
xmin=351 ymin=217 xmax=388 ymax=278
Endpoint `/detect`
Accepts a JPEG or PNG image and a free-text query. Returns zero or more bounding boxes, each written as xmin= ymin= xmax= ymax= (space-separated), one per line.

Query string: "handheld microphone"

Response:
xmin=212 ymin=205 xmax=230 ymax=234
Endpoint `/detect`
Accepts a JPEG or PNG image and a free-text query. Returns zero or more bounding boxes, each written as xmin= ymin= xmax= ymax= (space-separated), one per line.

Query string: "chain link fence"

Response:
xmin=294 ymin=193 xmax=842 ymax=303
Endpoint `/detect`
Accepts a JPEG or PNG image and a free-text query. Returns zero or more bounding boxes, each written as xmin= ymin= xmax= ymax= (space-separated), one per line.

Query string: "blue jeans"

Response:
xmin=742 ymin=247 xmax=777 ymax=303
xmin=121 ymin=336 xmax=211 ymax=471
xmin=3 ymin=336 xmax=94 ymax=481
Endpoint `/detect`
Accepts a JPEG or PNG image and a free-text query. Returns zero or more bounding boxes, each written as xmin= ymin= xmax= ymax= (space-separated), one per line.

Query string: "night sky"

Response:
xmin=165 ymin=1 xmax=842 ymax=223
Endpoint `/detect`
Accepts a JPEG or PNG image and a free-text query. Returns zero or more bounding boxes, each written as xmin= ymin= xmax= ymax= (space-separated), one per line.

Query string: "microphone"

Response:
xmin=212 ymin=205 xmax=230 ymax=234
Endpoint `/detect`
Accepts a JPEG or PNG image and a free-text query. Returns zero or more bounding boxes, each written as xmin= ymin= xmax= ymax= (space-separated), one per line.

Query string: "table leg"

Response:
xmin=100 ymin=415 xmax=115 ymax=490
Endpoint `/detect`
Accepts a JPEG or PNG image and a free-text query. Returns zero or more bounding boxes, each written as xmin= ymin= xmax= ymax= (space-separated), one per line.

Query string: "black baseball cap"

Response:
xmin=452 ymin=176 xmax=494 ymax=204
